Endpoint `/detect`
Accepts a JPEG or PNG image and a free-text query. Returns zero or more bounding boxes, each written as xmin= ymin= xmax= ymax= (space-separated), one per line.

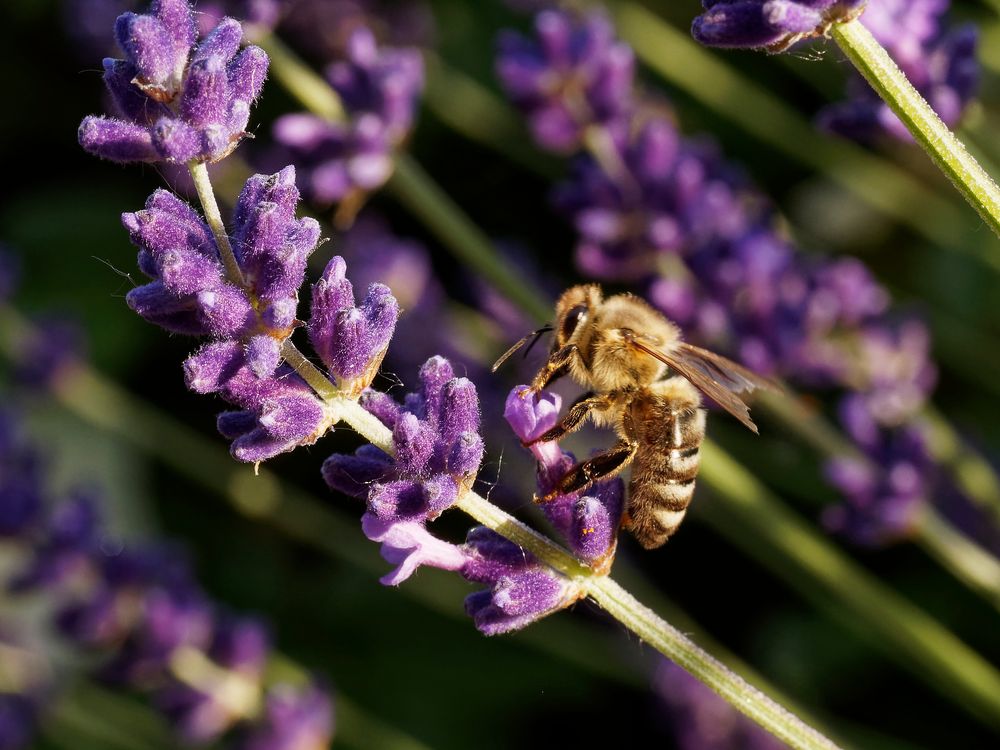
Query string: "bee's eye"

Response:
xmin=560 ymin=304 xmax=588 ymax=342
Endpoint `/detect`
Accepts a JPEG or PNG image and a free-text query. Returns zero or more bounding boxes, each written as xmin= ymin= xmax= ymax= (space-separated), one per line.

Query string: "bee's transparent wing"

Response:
xmin=629 ymin=338 xmax=777 ymax=434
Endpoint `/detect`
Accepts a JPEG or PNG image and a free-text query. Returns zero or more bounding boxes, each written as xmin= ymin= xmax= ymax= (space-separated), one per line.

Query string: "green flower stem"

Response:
xmin=325 ymin=401 xmax=838 ymax=750
xmin=188 ymin=161 xmax=246 ymax=287
xmin=259 ymin=30 xmax=1000 ymax=727
xmin=696 ymin=442 xmax=1000 ymax=728
xmin=386 ymin=154 xmax=552 ymax=324
xmin=758 ymin=390 xmax=1000 ymax=612
xmin=920 ymin=406 xmax=1000 ymax=527
xmin=257 ymin=34 xmax=344 ymax=122
xmin=611 ymin=2 xmax=1000 ymax=272
xmin=830 ymin=19 xmax=1000 ymax=239
xmin=914 ymin=507 xmax=1000 ymax=613
xmin=280 ymin=340 xmax=340 ymax=401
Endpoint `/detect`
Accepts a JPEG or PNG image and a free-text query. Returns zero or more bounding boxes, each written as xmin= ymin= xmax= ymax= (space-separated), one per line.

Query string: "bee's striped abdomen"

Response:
xmin=623 ymin=379 xmax=706 ymax=549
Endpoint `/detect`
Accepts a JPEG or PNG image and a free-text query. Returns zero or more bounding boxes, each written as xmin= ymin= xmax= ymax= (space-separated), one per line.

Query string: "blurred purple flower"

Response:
xmin=691 ymin=0 xmax=867 ymax=52
xmin=273 ymin=27 xmax=423 ymax=208
xmin=823 ymin=395 xmax=934 ymax=545
xmin=656 ymin=660 xmax=788 ymax=749
xmin=237 ymin=683 xmax=334 ymax=750
xmin=0 ymin=414 xmax=44 ymax=538
xmin=0 ymin=412 xmax=334 ymax=748
xmin=496 ymin=10 xmax=634 ymax=153
xmin=78 ymin=0 xmax=268 ymax=164
xmin=12 ymin=317 xmax=85 ymax=391
xmin=0 ymin=693 xmax=38 ymax=750
xmin=819 ymin=0 xmax=979 ymax=141
xmin=277 ymin=0 xmax=435 ymax=61
xmin=500 ymin=9 xmax=941 ymax=546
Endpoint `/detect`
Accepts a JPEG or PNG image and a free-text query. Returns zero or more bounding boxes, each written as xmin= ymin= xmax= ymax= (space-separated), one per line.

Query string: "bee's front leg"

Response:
xmin=528 ymin=344 xmax=579 ymax=393
xmin=524 ymin=391 xmax=615 ymax=446
xmin=535 ymin=439 xmax=637 ymax=503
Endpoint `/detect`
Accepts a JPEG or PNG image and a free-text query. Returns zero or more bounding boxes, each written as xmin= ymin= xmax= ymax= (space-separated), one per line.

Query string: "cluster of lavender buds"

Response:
xmin=496 ymin=10 xmax=635 ymax=153
xmin=818 ymin=0 xmax=979 ymax=141
xmin=272 ymin=26 xmax=424 ymax=210
xmin=323 ymin=357 xmax=585 ymax=634
xmin=78 ymin=0 xmax=269 ymax=164
xmin=0 ymin=411 xmax=334 ymax=749
xmin=278 ymin=0 xmax=435 ymax=60
xmin=119 ymin=163 xmax=397 ymax=461
xmin=497 ymin=8 xmax=940 ymax=545
xmin=655 ymin=661 xmax=786 ymax=750
xmin=690 ymin=0 xmax=867 ymax=52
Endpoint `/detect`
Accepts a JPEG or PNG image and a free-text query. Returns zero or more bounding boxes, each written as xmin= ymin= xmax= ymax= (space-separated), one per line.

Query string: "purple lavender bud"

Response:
xmin=78 ymin=116 xmax=160 ymax=163
xmin=237 ymin=684 xmax=334 ymax=750
xmin=229 ymin=387 xmax=329 ymax=464
xmin=272 ymin=114 xmax=395 ymax=206
xmin=114 ymin=12 xmax=179 ymax=95
xmin=321 ymin=444 xmax=393 ymax=499
xmin=496 ymin=10 xmax=635 ymax=152
xmin=80 ymin=3 xmax=268 ymax=163
xmin=367 ymin=476 xmax=458 ymax=523
xmin=184 ymin=341 xmax=245 ymax=393
xmin=392 ymin=413 xmax=437 ymax=475
xmin=361 ymin=514 xmax=468 ymax=585
xmin=448 ymin=432 xmax=486 ymax=478
xmin=308 ymin=255 xmax=399 ymax=395
xmin=691 ymin=0 xmax=867 ymax=52
xmin=326 ymin=27 xmax=424 ymax=140
xmin=359 ymin=388 xmax=404 ymax=429
xmin=462 ymin=527 xmax=581 ymax=635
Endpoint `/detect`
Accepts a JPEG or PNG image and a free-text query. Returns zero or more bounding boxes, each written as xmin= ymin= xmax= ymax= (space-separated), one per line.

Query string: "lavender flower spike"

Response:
xmin=272 ymin=26 xmax=423 ymax=209
xmin=496 ymin=10 xmax=635 ymax=152
xmin=308 ymin=255 xmax=399 ymax=397
xmin=692 ymin=0 xmax=868 ymax=53
xmin=324 ymin=356 xmax=485 ymax=585
xmin=79 ymin=0 xmax=268 ymax=163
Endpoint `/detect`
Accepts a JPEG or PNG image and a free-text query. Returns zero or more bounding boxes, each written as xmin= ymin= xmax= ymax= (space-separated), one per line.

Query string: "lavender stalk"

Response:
xmin=830 ymin=19 xmax=1000 ymax=237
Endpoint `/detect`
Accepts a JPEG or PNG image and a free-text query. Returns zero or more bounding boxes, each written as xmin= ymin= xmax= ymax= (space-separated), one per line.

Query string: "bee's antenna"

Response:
xmin=522 ymin=324 xmax=553 ymax=360
xmin=491 ymin=324 xmax=553 ymax=372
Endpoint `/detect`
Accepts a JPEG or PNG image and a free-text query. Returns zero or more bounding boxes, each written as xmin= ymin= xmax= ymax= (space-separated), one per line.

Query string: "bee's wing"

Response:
xmin=629 ymin=338 xmax=777 ymax=434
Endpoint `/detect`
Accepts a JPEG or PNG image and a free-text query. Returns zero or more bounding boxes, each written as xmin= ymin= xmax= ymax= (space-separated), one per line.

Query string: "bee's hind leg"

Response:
xmin=535 ymin=439 xmax=637 ymax=503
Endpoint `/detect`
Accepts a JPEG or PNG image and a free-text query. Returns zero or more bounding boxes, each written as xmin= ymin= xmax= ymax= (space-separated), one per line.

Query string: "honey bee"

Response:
xmin=494 ymin=284 xmax=774 ymax=549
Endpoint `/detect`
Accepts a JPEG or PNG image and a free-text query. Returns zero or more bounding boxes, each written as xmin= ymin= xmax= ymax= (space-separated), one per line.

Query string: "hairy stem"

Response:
xmin=831 ymin=19 xmax=1000 ymax=239
xmin=914 ymin=507 xmax=1000 ymax=615
xmin=188 ymin=161 xmax=246 ymax=287
xmin=326 ymin=397 xmax=839 ymax=749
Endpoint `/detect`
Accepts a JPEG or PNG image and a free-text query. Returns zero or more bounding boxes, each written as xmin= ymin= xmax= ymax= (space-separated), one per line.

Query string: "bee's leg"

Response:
xmin=529 ymin=344 xmax=579 ymax=392
xmin=525 ymin=391 xmax=614 ymax=446
xmin=535 ymin=439 xmax=637 ymax=503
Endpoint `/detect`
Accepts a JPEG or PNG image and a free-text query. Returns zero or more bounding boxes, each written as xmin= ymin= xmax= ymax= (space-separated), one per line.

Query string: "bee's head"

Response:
xmin=552 ymin=284 xmax=602 ymax=352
